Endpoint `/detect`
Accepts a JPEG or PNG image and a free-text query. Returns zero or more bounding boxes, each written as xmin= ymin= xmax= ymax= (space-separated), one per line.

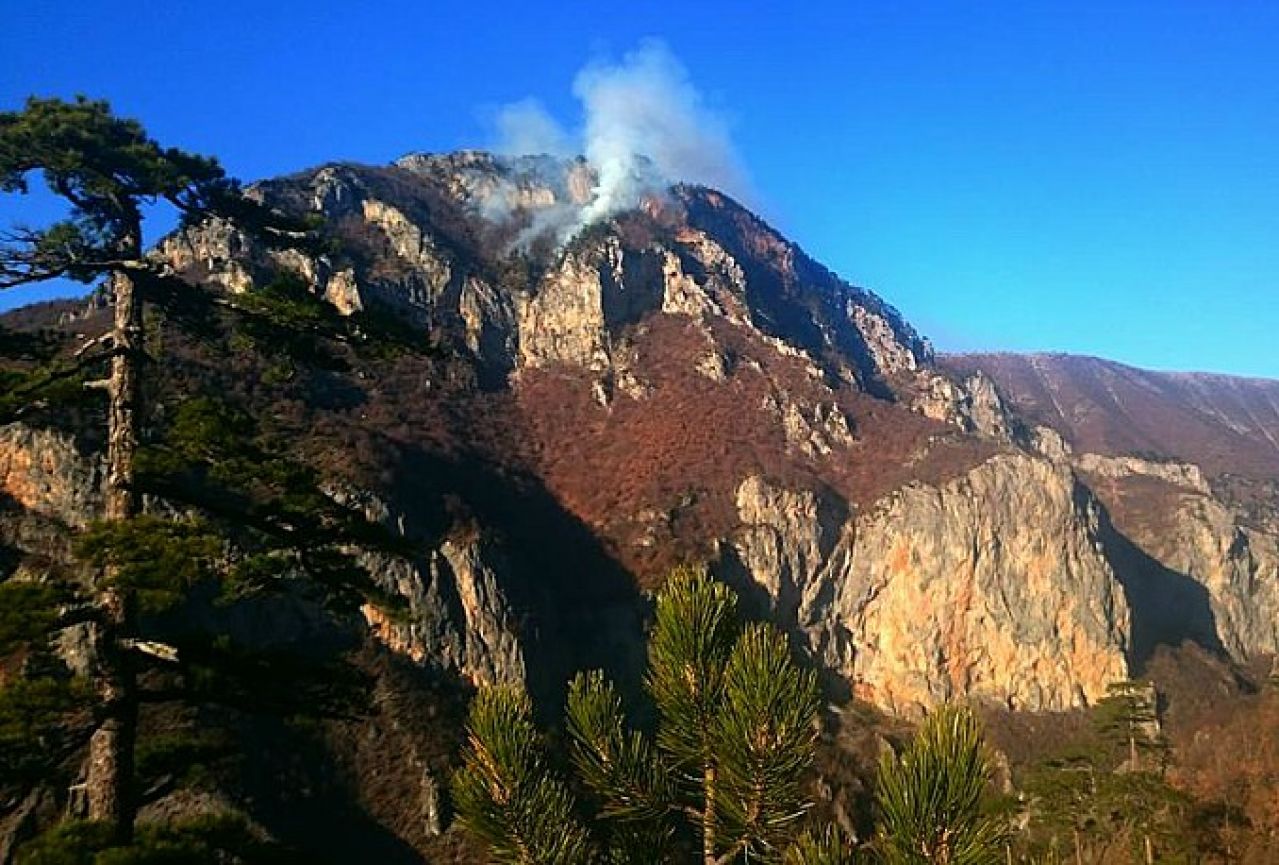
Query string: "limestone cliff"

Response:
xmin=0 ymin=424 xmax=102 ymax=529
xmin=1075 ymin=461 xmax=1279 ymax=663
xmin=947 ymin=352 xmax=1279 ymax=672
xmin=1151 ymin=493 xmax=1279 ymax=660
xmin=328 ymin=487 xmax=526 ymax=687
xmin=730 ymin=455 xmax=1131 ymax=714
xmin=359 ymin=536 xmax=525 ymax=687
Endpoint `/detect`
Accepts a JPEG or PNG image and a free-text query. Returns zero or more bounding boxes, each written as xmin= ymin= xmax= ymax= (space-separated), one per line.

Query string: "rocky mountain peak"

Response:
xmin=394 ymin=150 xmax=598 ymax=213
xmin=164 ymin=150 xmax=943 ymax=406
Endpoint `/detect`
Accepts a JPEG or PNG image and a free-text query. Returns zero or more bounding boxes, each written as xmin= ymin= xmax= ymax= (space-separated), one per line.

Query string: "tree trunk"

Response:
xmin=84 ymin=588 xmax=136 ymax=839
xmin=84 ymin=265 xmax=143 ymax=842
xmin=702 ymin=762 xmax=717 ymax=865
xmin=104 ymin=266 xmax=141 ymax=523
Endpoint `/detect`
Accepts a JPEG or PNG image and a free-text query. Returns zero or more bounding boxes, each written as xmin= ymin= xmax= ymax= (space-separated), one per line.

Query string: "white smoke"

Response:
xmin=571 ymin=41 xmax=745 ymax=223
xmin=486 ymin=40 xmax=747 ymax=244
xmin=491 ymin=99 xmax=573 ymax=159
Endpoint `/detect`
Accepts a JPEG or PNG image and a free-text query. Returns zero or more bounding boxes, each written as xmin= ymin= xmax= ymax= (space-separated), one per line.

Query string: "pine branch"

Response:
xmin=120 ymin=638 xmax=180 ymax=664
xmin=782 ymin=826 xmax=860 ymax=865
xmin=874 ymin=705 xmax=1005 ymax=865
xmin=567 ymin=670 xmax=674 ymax=824
xmin=52 ymin=601 xmax=104 ymax=630
xmin=646 ymin=565 xmax=739 ymax=776
xmin=452 ymin=686 xmax=595 ymax=865
xmin=712 ymin=622 xmax=820 ymax=858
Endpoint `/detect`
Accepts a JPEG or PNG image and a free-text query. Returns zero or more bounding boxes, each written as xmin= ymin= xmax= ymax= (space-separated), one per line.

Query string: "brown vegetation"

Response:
xmin=943 ymin=352 xmax=1279 ymax=486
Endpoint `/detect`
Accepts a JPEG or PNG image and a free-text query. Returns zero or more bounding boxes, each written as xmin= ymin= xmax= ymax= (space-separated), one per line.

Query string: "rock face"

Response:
xmin=159 ymin=153 xmax=936 ymax=399
xmin=948 ymin=352 xmax=1279 ymax=672
xmin=0 ymin=425 xmax=103 ymax=597
xmin=6 ymin=151 xmax=1279 ymax=722
xmin=359 ymin=533 xmax=526 ymax=687
xmin=1154 ymin=495 xmax=1279 ymax=660
xmin=515 ymin=238 xmax=622 ymax=372
xmin=326 ymin=485 xmax=526 ymax=686
xmin=1085 ymin=471 xmax=1279 ymax=663
xmin=1075 ymin=453 xmax=1210 ymax=494
xmin=0 ymin=424 xmax=103 ymax=528
xmin=731 ymin=456 xmax=1131 ymax=713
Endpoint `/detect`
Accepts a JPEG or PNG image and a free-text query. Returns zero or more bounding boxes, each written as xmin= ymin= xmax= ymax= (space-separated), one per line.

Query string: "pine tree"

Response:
xmin=873 ymin=705 xmax=1004 ymax=865
xmin=3 ymin=97 xmax=251 ymax=841
xmin=0 ymin=97 xmax=375 ymax=850
xmin=0 ymin=391 xmax=404 ymax=859
xmin=1093 ymin=680 xmax=1163 ymax=772
xmin=1012 ymin=682 xmax=1183 ymax=862
xmin=454 ymin=566 xmax=833 ymax=864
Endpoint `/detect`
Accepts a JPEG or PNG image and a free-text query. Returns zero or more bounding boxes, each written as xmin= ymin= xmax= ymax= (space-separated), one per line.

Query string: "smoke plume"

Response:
xmin=491 ymin=98 xmax=573 ymax=159
xmin=486 ymin=40 xmax=747 ymax=244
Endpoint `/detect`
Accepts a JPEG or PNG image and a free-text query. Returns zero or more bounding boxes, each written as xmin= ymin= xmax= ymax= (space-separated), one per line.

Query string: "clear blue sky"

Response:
xmin=3 ymin=1 xmax=1277 ymax=378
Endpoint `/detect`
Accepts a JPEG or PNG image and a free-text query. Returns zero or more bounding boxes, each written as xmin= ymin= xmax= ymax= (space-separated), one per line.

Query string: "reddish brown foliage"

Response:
xmin=516 ymin=315 xmax=993 ymax=584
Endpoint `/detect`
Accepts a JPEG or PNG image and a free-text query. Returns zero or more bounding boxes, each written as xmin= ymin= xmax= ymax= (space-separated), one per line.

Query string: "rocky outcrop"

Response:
xmin=949 ymin=351 xmax=1279 ymax=677
xmin=1047 ymin=442 xmax=1278 ymax=667
xmin=516 ymin=238 xmax=620 ymax=372
xmin=1103 ymin=483 xmax=1279 ymax=662
xmin=322 ymin=267 xmax=362 ymax=315
xmin=760 ymin=391 xmax=856 ymax=458
xmin=156 ymin=217 xmax=257 ymax=295
xmin=458 ymin=276 xmax=518 ymax=366
xmin=395 ymin=150 xmax=596 ymax=215
xmin=1161 ymin=496 xmax=1279 ymax=660
xmin=661 ymin=233 xmax=751 ymax=325
xmin=0 ymin=424 xmax=103 ymax=528
xmin=730 ymin=455 xmax=1131 ymax=714
xmin=1076 ymin=452 xmax=1210 ymax=495
xmin=911 ymin=370 xmax=1013 ymax=440
xmin=166 ymin=154 xmax=939 ymax=403
xmin=317 ymin=487 xmax=527 ymax=688
xmin=360 ymin=534 xmax=526 ymax=688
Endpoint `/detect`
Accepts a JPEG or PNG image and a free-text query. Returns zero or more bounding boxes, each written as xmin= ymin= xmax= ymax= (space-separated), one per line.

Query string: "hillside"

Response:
xmin=1 ymin=151 xmax=1278 ymax=860
xmin=943 ymin=352 xmax=1279 ymax=511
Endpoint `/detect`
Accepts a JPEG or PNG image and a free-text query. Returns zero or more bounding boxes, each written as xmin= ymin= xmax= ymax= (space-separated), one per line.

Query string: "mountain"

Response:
xmin=2 ymin=151 xmax=1277 ymax=859
xmin=154 ymin=150 xmax=1127 ymax=709
xmin=942 ymin=352 xmax=1279 ymax=522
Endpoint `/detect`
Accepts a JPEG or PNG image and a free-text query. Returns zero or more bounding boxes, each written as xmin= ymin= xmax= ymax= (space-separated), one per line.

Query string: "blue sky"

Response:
xmin=3 ymin=1 xmax=1277 ymax=377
